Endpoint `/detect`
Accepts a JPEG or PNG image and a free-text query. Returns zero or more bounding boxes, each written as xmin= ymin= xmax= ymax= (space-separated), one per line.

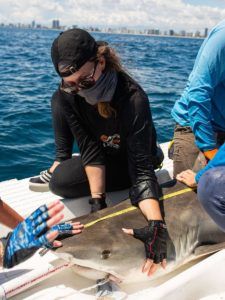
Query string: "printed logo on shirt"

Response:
xmin=100 ymin=134 xmax=120 ymax=149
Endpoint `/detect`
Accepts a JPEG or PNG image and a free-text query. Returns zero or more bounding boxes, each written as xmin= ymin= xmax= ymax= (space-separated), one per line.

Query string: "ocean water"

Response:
xmin=0 ymin=28 xmax=203 ymax=181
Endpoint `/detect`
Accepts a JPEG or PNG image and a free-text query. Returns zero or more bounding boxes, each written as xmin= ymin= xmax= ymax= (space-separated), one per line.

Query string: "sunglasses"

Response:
xmin=60 ymin=60 xmax=99 ymax=95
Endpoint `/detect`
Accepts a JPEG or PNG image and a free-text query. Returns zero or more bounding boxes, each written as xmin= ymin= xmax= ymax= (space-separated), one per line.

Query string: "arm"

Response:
xmin=176 ymin=143 xmax=225 ymax=186
xmin=125 ymin=90 xmax=161 ymax=215
xmin=58 ymin=91 xmax=105 ymax=166
xmin=0 ymin=198 xmax=24 ymax=229
xmin=195 ymin=143 xmax=225 ymax=183
xmin=84 ymin=165 xmax=105 ymax=198
xmin=188 ymin=29 xmax=225 ymax=152
xmin=58 ymin=92 xmax=106 ymax=200
xmin=51 ymin=91 xmax=74 ymax=163
xmin=123 ymin=90 xmax=167 ymax=276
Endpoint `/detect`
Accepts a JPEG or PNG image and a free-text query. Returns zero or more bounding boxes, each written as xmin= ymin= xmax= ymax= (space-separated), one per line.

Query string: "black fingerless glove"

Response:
xmin=133 ymin=220 xmax=168 ymax=264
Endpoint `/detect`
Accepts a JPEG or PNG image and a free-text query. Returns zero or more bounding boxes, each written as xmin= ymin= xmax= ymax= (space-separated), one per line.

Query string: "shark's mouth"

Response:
xmin=54 ymin=251 xmax=180 ymax=284
xmin=55 ymin=251 xmax=124 ymax=282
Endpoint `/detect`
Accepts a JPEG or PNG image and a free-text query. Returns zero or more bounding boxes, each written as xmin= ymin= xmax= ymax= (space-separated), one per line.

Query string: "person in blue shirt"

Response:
xmin=177 ymin=143 xmax=225 ymax=232
xmin=171 ymin=20 xmax=225 ymax=176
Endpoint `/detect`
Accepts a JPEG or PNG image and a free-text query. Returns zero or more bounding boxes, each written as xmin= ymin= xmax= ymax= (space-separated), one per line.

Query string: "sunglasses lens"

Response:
xmin=60 ymin=60 xmax=97 ymax=95
xmin=78 ymin=78 xmax=96 ymax=89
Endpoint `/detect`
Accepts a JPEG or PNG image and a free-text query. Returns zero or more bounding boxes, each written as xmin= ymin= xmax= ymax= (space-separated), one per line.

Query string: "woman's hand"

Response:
xmin=176 ymin=169 xmax=197 ymax=187
xmin=123 ymin=220 xmax=167 ymax=277
xmin=1 ymin=200 xmax=84 ymax=268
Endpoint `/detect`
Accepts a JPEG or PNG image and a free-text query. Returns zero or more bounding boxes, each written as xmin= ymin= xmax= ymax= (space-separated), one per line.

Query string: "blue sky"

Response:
xmin=0 ymin=0 xmax=225 ymax=31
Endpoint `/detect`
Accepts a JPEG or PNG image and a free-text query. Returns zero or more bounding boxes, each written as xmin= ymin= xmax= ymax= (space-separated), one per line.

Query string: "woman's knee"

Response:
xmin=49 ymin=166 xmax=68 ymax=197
xmin=49 ymin=157 xmax=89 ymax=198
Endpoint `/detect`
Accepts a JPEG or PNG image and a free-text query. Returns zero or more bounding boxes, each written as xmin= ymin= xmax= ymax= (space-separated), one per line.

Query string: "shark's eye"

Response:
xmin=101 ymin=250 xmax=111 ymax=259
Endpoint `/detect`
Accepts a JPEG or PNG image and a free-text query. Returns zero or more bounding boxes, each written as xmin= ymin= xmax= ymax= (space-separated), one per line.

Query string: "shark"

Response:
xmin=55 ymin=181 xmax=225 ymax=284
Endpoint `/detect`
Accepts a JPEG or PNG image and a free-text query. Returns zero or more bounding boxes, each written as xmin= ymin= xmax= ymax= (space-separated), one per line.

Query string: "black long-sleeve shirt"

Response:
xmin=55 ymin=71 xmax=160 ymax=205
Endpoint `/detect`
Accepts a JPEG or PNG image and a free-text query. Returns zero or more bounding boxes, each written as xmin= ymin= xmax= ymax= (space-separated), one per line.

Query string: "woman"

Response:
xmin=30 ymin=28 xmax=167 ymax=276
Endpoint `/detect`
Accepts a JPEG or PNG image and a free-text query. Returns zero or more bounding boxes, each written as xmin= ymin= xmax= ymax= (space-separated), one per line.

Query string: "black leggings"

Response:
xmin=49 ymin=155 xmax=131 ymax=198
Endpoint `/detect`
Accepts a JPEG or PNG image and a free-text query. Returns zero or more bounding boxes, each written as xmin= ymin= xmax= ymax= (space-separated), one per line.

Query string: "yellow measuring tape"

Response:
xmin=84 ymin=186 xmax=195 ymax=228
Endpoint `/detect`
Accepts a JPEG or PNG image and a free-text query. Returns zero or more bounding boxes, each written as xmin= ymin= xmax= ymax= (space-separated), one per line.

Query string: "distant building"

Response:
xmin=195 ymin=30 xmax=201 ymax=38
xmin=204 ymin=28 xmax=208 ymax=37
xmin=52 ymin=20 xmax=60 ymax=29
xmin=31 ymin=20 xmax=35 ymax=28
xmin=186 ymin=32 xmax=194 ymax=37
xmin=88 ymin=27 xmax=100 ymax=32
xmin=169 ymin=30 xmax=174 ymax=36
xmin=147 ymin=29 xmax=154 ymax=35
xmin=147 ymin=29 xmax=160 ymax=35
xmin=180 ymin=30 xmax=186 ymax=36
xmin=127 ymin=29 xmax=134 ymax=34
xmin=121 ymin=27 xmax=128 ymax=34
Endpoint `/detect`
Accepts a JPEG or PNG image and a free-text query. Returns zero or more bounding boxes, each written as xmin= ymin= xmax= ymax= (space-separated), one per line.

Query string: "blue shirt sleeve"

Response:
xmin=188 ymin=28 xmax=225 ymax=151
xmin=195 ymin=143 xmax=225 ymax=182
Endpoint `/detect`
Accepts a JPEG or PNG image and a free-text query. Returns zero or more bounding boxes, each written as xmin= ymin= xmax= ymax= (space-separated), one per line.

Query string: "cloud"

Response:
xmin=0 ymin=0 xmax=225 ymax=31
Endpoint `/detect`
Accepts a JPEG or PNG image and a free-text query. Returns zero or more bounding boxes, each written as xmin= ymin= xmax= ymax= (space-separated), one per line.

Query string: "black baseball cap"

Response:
xmin=51 ymin=28 xmax=98 ymax=77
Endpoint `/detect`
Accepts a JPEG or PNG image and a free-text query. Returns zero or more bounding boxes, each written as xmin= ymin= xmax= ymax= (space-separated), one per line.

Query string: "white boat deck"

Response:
xmin=1 ymin=142 xmax=224 ymax=299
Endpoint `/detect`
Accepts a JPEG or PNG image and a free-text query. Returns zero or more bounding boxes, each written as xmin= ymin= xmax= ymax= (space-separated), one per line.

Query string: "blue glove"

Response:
xmin=50 ymin=223 xmax=73 ymax=235
xmin=1 ymin=204 xmax=72 ymax=268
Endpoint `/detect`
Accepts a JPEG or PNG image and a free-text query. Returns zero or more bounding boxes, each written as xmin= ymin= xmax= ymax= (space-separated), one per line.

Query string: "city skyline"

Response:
xmin=0 ymin=0 xmax=225 ymax=32
xmin=0 ymin=20 xmax=209 ymax=39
